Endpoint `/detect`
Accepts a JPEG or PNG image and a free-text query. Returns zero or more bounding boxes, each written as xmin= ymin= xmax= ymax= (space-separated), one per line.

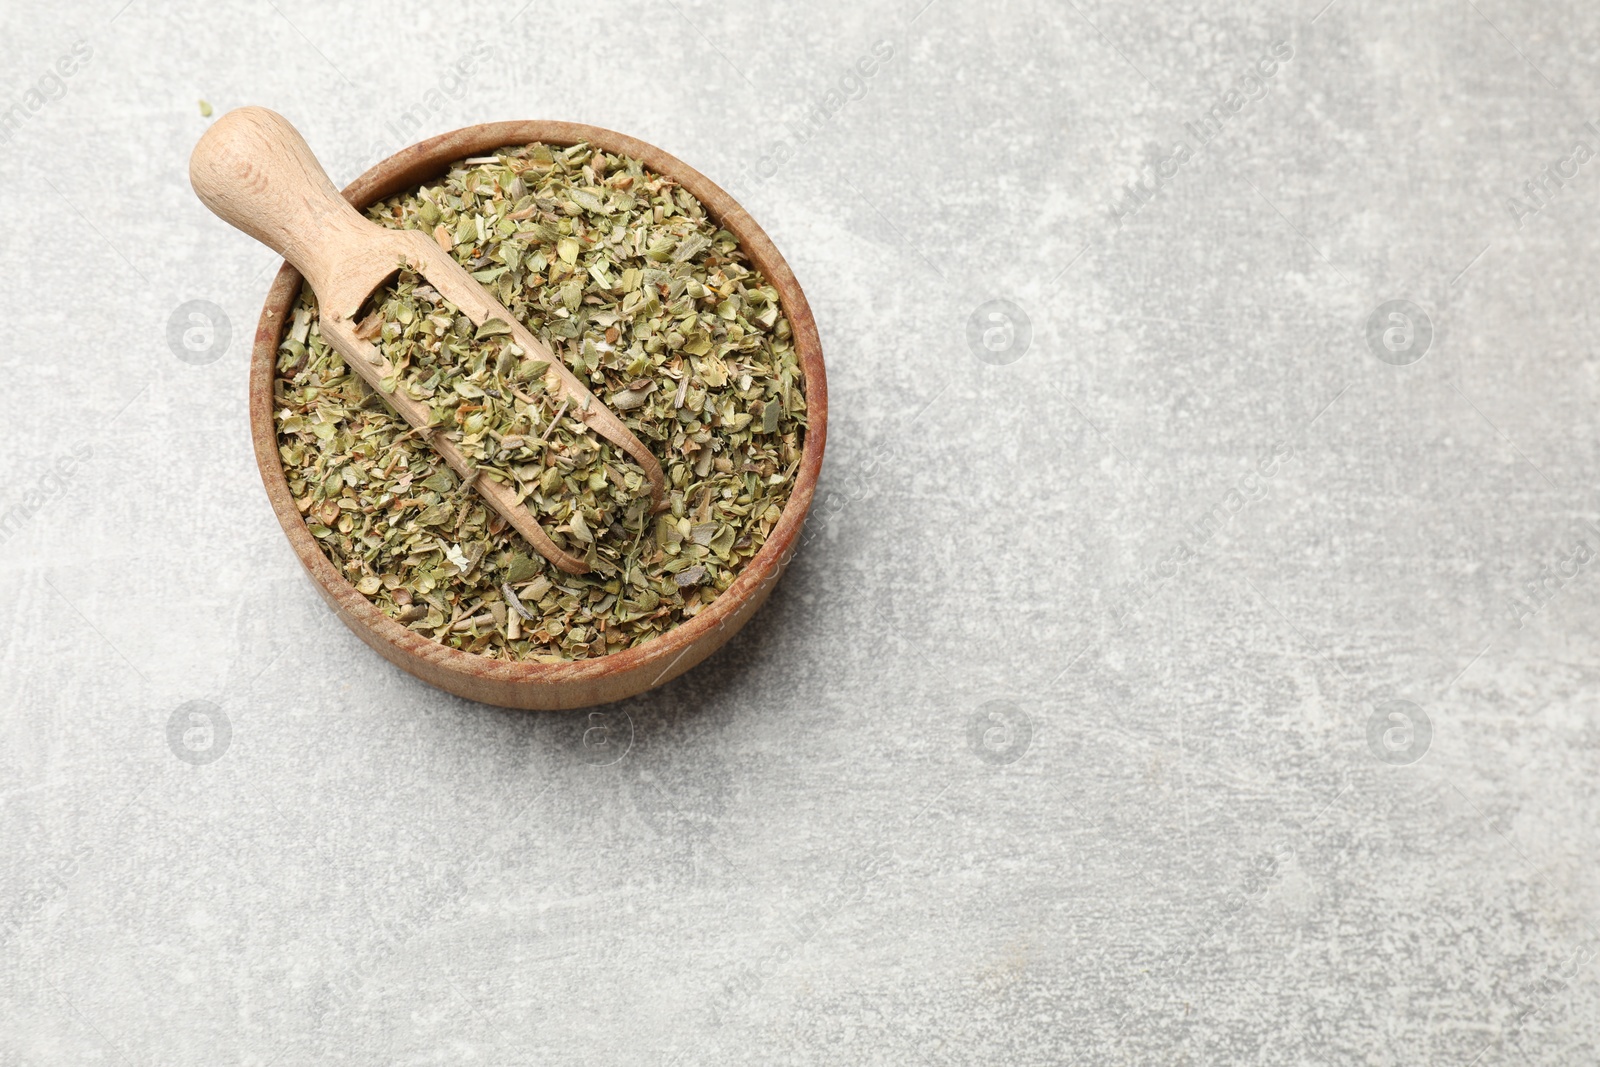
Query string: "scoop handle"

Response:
xmin=189 ymin=106 xmax=374 ymax=297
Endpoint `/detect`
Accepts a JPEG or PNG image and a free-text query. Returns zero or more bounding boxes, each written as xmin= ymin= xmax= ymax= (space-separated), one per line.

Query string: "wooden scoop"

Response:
xmin=189 ymin=106 xmax=665 ymax=575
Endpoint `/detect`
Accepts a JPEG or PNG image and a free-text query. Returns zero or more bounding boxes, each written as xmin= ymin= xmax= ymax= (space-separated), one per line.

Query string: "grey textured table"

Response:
xmin=3 ymin=0 xmax=1598 ymax=1063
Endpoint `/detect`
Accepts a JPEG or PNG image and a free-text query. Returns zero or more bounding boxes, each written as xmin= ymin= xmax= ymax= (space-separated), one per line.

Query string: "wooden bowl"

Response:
xmin=248 ymin=121 xmax=826 ymax=710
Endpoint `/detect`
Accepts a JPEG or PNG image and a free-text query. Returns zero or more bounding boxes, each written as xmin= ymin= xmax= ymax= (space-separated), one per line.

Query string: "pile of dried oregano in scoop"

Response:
xmin=273 ymin=142 xmax=805 ymax=661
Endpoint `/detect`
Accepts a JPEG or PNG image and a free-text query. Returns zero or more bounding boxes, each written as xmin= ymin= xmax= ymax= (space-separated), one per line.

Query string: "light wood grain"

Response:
xmin=191 ymin=106 xmax=664 ymax=575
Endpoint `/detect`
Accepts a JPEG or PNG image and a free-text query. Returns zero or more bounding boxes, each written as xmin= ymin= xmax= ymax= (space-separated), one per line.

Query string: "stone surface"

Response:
xmin=2 ymin=0 xmax=1599 ymax=1063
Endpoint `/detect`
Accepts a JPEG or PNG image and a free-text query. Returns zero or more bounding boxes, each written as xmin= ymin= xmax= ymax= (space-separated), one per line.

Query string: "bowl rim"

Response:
xmin=248 ymin=120 xmax=827 ymax=689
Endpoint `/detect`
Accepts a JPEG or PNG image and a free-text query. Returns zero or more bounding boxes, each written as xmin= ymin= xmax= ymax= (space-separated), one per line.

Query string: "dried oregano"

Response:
xmin=272 ymin=142 xmax=805 ymax=661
